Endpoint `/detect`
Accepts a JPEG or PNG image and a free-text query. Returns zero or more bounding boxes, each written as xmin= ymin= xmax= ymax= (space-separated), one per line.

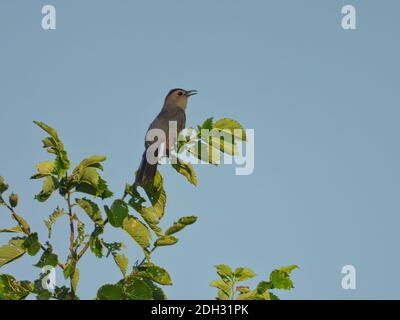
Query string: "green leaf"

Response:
xmin=11 ymin=213 xmax=31 ymax=235
xmin=140 ymin=209 xmax=162 ymax=233
xmin=74 ymin=220 xmax=86 ymax=249
xmin=114 ymin=254 xmax=128 ymax=277
xmin=213 ymin=118 xmax=246 ymax=141
xmin=54 ymin=150 xmax=70 ymax=177
xmin=269 ymin=265 xmax=298 ymax=290
xmin=236 ymin=290 xmax=258 ymax=300
xmin=128 ymin=198 xmax=162 ymax=237
xmin=236 ymin=286 xmax=250 ymax=294
xmin=165 ymin=216 xmax=197 ymax=235
xmin=105 ymin=200 xmax=128 ymax=228
xmin=0 ymin=239 xmax=26 ymax=267
xmin=189 ymin=141 xmax=220 ymax=164
xmin=127 ymin=178 xmax=165 ymax=237
xmin=142 ymin=171 xmax=166 ymax=220
xmin=44 ymin=208 xmax=65 ymax=238
xmin=33 ymin=121 xmax=70 ymax=177
xmin=234 ymin=267 xmax=256 ymax=281
xmin=0 ymin=275 xmax=33 ymax=300
xmin=165 ymin=215 xmax=198 ymax=235
xmin=79 ymin=167 xmax=99 ymax=187
xmin=31 ymin=161 xmax=55 ymax=179
xmin=122 ymin=276 xmax=153 ymax=300
xmin=122 ymin=216 xmax=151 ymax=249
xmin=0 ymin=176 xmax=9 ymax=194
xmin=216 ymin=264 xmax=233 ymax=278
xmin=89 ymin=226 xmax=104 ymax=258
xmin=41 ymin=137 xmax=58 ymax=149
xmin=76 ymin=198 xmax=104 ymax=226
xmin=209 ymin=131 xmax=239 ymax=156
xmin=75 ymin=177 xmax=113 ymax=199
xmin=164 ymin=223 xmax=185 ymax=235
xmin=36 ymin=289 xmax=52 ymax=300
xmin=270 ymin=292 xmax=280 ymax=300
xmin=96 ymin=284 xmax=124 ymax=300
xmin=51 ymin=286 xmax=70 ymax=300
xmin=257 ymin=281 xmax=272 ymax=294
xmin=143 ymin=279 xmax=166 ymax=300
xmin=103 ymin=241 xmax=125 ymax=257
xmin=97 ymin=177 xmax=113 ymax=199
xmin=260 ymin=291 xmax=271 ymax=300
xmin=63 ymin=257 xmax=77 ymax=279
xmin=171 ymin=157 xmax=198 ymax=186
xmin=210 ymin=279 xmax=231 ymax=296
xmin=33 ymin=121 xmax=61 ymax=144
xmin=72 ymin=155 xmax=107 ymax=175
xmin=194 ymin=117 xmax=246 ymax=160
xmin=34 ymin=176 xmax=58 ymax=202
xmin=201 ymin=117 xmax=214 ymax=130
xmin=23 ymin=233 xmax=41 ymax=256
xmin=34 ymin=249 xmax=58 ymax=268
xmin=37 ymin=161 xmax=55 ymax=174
xmin=269 ymin=270 xmax=294 ymax=290
xmin=279 ymin=265 xmax=299 ymax=274
xmin=126 ymin=184 xmax=146 ymax=206
xmin=178 ymin=216 xmax=198 ymax=225
xmin=154 ymin=235 xmax=178 ymax=247
xmin=0 ymin=226 xmax=23 ymax=234
xmin=135 ymin=264 xmax=172 ymax=286
xmin=217 ymin=289 xmax=230 ymax=300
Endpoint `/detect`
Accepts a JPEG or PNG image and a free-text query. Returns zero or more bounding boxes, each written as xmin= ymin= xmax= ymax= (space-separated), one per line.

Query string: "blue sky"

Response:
xmin=1 ymin=0 xmax=400 ymax=299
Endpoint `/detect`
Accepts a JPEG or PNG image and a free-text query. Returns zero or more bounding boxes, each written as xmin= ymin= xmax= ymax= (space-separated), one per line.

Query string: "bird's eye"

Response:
xmin=177 ymin=92 xmax=183 ymax=96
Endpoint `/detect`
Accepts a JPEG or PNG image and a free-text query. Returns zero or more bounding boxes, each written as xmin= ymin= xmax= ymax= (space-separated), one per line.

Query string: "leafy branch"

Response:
xmin=211 ymin=264 xmax=299 ymax=300
xmin=0 ymin=118 xmax=298 ymax=300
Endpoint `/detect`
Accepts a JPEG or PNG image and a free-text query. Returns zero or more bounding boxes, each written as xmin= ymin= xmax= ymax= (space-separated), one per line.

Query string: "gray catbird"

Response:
xmin=135 ymin=88 xmax=197 ymax=186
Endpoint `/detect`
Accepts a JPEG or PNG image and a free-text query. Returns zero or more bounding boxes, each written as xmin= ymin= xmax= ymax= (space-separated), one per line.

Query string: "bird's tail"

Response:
xmin=134 ymin=150 xmax=158 ymax=186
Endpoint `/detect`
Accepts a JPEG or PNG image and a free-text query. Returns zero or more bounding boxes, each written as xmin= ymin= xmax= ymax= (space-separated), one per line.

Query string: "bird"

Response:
xmin=134 ymin=88 xmax=198 ymax=186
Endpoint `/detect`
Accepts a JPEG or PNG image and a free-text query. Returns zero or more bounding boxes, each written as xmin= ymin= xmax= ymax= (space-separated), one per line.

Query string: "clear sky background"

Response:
xmin=1 ymin=0 xmax=399 ymax=299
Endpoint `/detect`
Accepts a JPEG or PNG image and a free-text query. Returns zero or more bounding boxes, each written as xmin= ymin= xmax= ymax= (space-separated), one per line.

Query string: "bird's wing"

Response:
xmin=175 ymin=108 xmax=186 ymax=133
xmin=145 ymin=108 xmax=186 ymax=149
xmin=148 ymin=109 xmax=168 ymax=131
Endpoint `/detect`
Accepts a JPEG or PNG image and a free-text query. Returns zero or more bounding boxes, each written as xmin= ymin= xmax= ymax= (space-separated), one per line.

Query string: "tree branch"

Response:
xmin=67 ymin=192 xmax=75 ymax=256
xmin=66 ymin=191 xmax=76 ymax=296
xmin=0 ymin=195 xmax=65 ymax=270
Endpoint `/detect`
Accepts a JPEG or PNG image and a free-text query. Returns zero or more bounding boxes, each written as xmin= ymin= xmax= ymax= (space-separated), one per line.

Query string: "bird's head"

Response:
xmin=164 ymin=88 xmax=198 ymax=110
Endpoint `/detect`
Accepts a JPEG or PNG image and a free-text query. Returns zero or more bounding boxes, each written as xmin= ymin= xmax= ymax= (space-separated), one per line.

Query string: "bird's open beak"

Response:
xmin=185 ymin=90 xmax=198 ymax=97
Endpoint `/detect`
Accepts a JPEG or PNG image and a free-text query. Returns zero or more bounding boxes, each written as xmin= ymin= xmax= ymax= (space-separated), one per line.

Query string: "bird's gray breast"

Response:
xmin=148 ymin=107 xmax=185 ymax=132
xmin=145 ymin=106 xmax=186 ymax=147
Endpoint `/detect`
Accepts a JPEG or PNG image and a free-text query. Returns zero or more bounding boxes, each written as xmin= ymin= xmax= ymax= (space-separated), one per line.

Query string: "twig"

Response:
xmin=66 ymin=192 xmax=75 ymax=256
xmin=66 ymin=191 xmax=76 ymax=295
xmin=137 ymin=246 xmax=156 ymax=267
xmin=0 ymin=195 xmax=65 ymax=270
xmin=77 ymin=219 xmax=108 ymax=261
xmin=77 ymin=242 xmax=90 ymax=259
